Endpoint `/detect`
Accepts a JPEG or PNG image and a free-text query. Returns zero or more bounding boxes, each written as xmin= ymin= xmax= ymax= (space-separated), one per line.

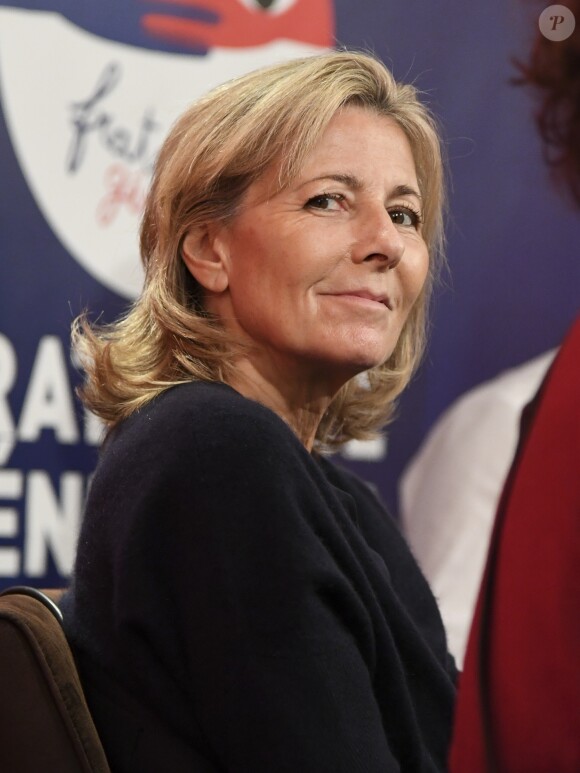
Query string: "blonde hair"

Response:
xmin=74 ymin=50 xmax=446 ymax=450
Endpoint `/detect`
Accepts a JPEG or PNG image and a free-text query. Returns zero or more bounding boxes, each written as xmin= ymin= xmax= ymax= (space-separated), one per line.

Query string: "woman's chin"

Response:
xmin=339 ymin=342 xmax=395 ymax=372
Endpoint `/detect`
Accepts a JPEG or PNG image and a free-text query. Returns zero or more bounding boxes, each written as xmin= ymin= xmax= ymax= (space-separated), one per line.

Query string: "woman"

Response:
xmin=63 ymin=51 xmax=456 ymax=772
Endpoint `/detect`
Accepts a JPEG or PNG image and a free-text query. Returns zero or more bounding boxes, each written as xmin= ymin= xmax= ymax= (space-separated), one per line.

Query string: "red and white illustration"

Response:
xmin=0 ymin=2 xmax=334 ymax=297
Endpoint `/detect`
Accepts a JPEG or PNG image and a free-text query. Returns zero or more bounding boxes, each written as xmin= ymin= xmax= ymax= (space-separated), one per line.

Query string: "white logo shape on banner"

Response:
xmin=0 ymin=9 xmax=325 ymax=298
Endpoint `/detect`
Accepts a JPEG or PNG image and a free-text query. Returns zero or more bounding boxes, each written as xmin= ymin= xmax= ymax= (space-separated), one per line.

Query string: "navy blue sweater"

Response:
xmin=63 ymin=381 xmax=456 ymax=772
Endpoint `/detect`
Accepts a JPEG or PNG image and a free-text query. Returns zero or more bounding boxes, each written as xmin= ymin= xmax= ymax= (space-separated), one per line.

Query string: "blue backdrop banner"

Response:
xmin=1 ymin=0 xmax=579 ymax=589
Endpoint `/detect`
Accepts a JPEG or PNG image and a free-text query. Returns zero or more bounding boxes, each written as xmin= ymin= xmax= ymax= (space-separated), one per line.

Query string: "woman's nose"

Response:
xmin=352 ymin=207 xmax=405 ymax=269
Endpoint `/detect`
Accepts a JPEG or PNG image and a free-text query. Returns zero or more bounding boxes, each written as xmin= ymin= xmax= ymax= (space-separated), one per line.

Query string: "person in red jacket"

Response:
xmin=450 ymin=5 xmax=580 ymax=771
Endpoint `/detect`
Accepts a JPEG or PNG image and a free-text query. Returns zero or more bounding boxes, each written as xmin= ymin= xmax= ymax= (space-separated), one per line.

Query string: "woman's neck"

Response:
xmin=227 ymin=355 xmax=343 ymax=452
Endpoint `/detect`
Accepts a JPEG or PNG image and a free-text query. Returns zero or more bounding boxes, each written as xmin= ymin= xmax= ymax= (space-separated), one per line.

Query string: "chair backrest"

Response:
xmin=0 ymin=586 xmax=111 ymax=773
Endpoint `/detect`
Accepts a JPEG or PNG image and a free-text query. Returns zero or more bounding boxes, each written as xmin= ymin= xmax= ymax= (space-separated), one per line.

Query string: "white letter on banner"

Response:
xmin=24 ymin=471 xmax=84 ymax=576
xmin=18 ymin=336 xmax=79 ymax=443
xmin=0 ymin=334 xmax=17 ymax=465
xmin=0 ymin=470 xmax=23 ymax=575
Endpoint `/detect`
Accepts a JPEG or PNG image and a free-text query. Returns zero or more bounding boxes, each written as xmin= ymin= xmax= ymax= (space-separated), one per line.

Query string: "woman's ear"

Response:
xmin=181 ymin=224 xmax=230 ymax=293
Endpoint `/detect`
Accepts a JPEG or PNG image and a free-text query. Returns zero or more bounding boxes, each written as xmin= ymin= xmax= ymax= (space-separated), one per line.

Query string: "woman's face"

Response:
xmin=200 ymin=106 xmax=429 ymax=386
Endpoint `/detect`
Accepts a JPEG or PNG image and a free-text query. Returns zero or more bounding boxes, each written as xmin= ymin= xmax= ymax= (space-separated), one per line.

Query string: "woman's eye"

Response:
xmin=306 ymin=193 xmax=344 ymax=211
xmin=389 ymin=207 xmax=422 ymax=229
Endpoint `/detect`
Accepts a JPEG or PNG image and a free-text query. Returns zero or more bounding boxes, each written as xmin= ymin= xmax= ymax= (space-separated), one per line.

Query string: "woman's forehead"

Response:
xmin=243 ymin=108 xmax=420 ymax=202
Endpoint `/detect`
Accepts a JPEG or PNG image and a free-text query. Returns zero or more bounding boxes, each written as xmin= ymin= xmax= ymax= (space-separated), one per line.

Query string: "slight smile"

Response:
xmin=321 ymin=292 xmax=392 ymax=310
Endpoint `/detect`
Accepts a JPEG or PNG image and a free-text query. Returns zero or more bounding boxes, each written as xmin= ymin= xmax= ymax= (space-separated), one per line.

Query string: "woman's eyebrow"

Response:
xmin=303 ymin=173 xmax=364 ymax=190
xmin=392 ymin=183 xmax=422 ymax=201
xmin=300 ymin=175 xmax=422 ymax=202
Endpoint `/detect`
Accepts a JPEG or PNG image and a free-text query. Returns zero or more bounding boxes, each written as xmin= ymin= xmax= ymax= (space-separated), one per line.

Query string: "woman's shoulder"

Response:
xmin=106 ymin=381 xmax=304 ymax=463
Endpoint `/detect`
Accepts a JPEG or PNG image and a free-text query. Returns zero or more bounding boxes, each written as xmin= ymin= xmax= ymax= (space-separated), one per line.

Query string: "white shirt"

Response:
xmin=400 ymin=351 xmax=555 ymax=667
